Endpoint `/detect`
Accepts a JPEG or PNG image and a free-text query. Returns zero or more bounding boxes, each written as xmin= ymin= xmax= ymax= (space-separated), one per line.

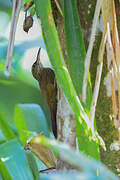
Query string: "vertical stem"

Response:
xmin=57 ymin=87 xmax=76 ymax=170
xmin=89 ymin=62 xmax=103 ymax=130
xmin=89 ymin=26 xmax=107 ymax=130
xmin=82 ymin=0 xmax=103 ymax=102
xmin=110 ymin=71 xmax=118 ymax=121
xmin=5 ymin=0 xmax=22 ymax=75
xmin=110 ymin=0 xmax=120 ymax=120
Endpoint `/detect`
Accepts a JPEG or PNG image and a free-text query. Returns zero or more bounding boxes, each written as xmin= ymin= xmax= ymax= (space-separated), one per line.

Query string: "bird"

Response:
xmin=32 ymin=48 xmax=57 ymax=138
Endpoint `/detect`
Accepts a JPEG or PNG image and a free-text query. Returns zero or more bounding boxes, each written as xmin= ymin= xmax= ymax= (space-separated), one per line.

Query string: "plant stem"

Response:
xmin=5 ymin=0 xmax=22 ymax=75
xmin=82 ymin=0 xmax=103 ymax=102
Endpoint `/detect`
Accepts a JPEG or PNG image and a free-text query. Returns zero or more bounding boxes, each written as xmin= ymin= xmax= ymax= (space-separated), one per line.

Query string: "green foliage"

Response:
xmin=0 ymin=101 xmax=49 ymax=179
xmin=14 ymin=104 xmax=49 ymax=145
xmin=63 ymin=0 xmax=86 ymax=95
xmin=0 ymin=139 xmax=34 ymax=180
xmin=26 ymin=152 xmax=41 ymax=180
xmin=0 ymin=66 xmax=51 ymax=178
xmin=0 ymin=73 xmax=51 ymax=126
xmin=0 ymin=6 xmax=52 ymax=176
xmin=0 ymin=0 xmax=12 ymax=11
xmin=0 ymin=114 xmax=16 ymax=141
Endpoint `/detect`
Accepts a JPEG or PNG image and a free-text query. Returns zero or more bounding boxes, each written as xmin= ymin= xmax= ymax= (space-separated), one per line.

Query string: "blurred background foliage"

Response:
xmin=0 ymin=1 xmax=54 ymax=178
xmin=0 ymin=0 xmax=51 ymax=127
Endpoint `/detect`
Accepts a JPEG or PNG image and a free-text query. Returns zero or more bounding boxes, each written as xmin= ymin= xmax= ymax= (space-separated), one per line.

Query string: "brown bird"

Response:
xmin=32 ymin=48 xmax=57 ymax=138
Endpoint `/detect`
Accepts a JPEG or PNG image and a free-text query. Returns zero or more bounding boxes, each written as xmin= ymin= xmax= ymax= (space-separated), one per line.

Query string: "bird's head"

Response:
xmin=32 ymin=48 xmax=43 ymax=80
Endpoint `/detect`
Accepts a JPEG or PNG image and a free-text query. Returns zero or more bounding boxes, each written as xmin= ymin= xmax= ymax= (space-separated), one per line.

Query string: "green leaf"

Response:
xmin=0 ymin=130 xmax=5 ymax=142
xmin=63 ymin=0 xmax=93 ymax=110
xmin=76 ymin=127 xmax=100 ymax=160
xmin=0 ymin=139 xmax=34 ymax=180
xmin=86 ymin=73 xmax=93 ymax=110
xmin=14 ymin=104 xmax=49 ymax=145
xmin=0 ymin=113 xmax=16 ymax=141
xmin=0 ymin=74 xmax=50 ymax=126
xmin=26 ymin=152 xmax=40 ymax=180
xmin=0 ymin=173 xmax=3 ymax=180
xmin=0 ymin=0 xmax=12 ymax=11
xmin=63 ymin=0 xmax=86 ymax=95
xmin=0 ymin=161 xmax=12 ymax=180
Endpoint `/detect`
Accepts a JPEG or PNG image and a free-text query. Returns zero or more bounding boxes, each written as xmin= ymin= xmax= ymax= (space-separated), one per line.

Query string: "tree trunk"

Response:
xmin=51 ymin=1 xmax=76 ymax=170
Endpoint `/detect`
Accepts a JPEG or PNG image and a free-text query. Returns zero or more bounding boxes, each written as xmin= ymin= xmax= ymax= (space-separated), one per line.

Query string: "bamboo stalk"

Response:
xmin=110 ymin=71 xmax=118 ymax=121
xmin=89 ymin=0 xmax=110 ymax=130
xmin=82 ymin=0 xmax=103 ymax=102
xmin=89 ymin=62 xmax=103 ymax=130
xmin=110 ymin=0 xmax=120 ymax=120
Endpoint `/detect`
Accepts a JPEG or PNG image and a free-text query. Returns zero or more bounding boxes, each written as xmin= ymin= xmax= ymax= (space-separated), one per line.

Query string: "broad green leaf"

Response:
xmin=31 ymin=136 xmax=118 ymax=180
xmin=0 ymin=113 xmax=16 ymax=141
xmin=0 ymin=139 xmax=34 ymax=180
xmin=14 ymin=104 xmax=49 ymax=145
xmin=0 ymin=130 xmax=5 ymax=142
xmin=0 ymin=161 xmax=12 ymax=180
xmin=0 ymin=173 xmax=3 ymax=180
xmin=26 ymin=152 xmax=40 ymax=180
xmin=0 ymin=0 xmax=12 ymax=11
xmin=0 ymin=73 xmax=50 ymax=126
xmin=62 ymin=0 xmax=92 ymax=110
xmin=63 ymin=0 xmax=86 ymax=95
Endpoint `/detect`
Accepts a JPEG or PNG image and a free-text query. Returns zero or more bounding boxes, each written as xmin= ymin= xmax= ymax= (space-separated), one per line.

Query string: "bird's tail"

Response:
xmin=50 ymin=107 xmax=57 ymax=138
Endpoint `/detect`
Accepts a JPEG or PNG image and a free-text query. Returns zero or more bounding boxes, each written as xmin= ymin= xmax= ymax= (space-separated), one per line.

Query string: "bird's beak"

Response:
xmin=36 ymin=48 xmax=41 ymax=64
xmin=24 ymin=143 xmax=30 ymax=150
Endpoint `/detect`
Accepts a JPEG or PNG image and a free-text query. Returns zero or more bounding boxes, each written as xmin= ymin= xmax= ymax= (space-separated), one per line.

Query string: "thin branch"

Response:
xmin=110 ymin=70 xmax=118 ymax=121
xmin=106 ymin=22 xmax=118 ymax=122
xmin=82 ymin=0 xmax=103 ymax=102
xmin=89 ymin=62 xmax=103 ymax=131
xmin=5 ymin=0 xmax=22 ymax=75
xmin=89 ymin=0 xmax=111 ymax=129
xmin=110 ymin=0 xmax=120 ymax=120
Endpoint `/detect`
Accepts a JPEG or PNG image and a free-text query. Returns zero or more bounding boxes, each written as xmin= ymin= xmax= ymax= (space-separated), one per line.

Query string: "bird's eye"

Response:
xmin=32 ymin=63 xmax=36 ymax=68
